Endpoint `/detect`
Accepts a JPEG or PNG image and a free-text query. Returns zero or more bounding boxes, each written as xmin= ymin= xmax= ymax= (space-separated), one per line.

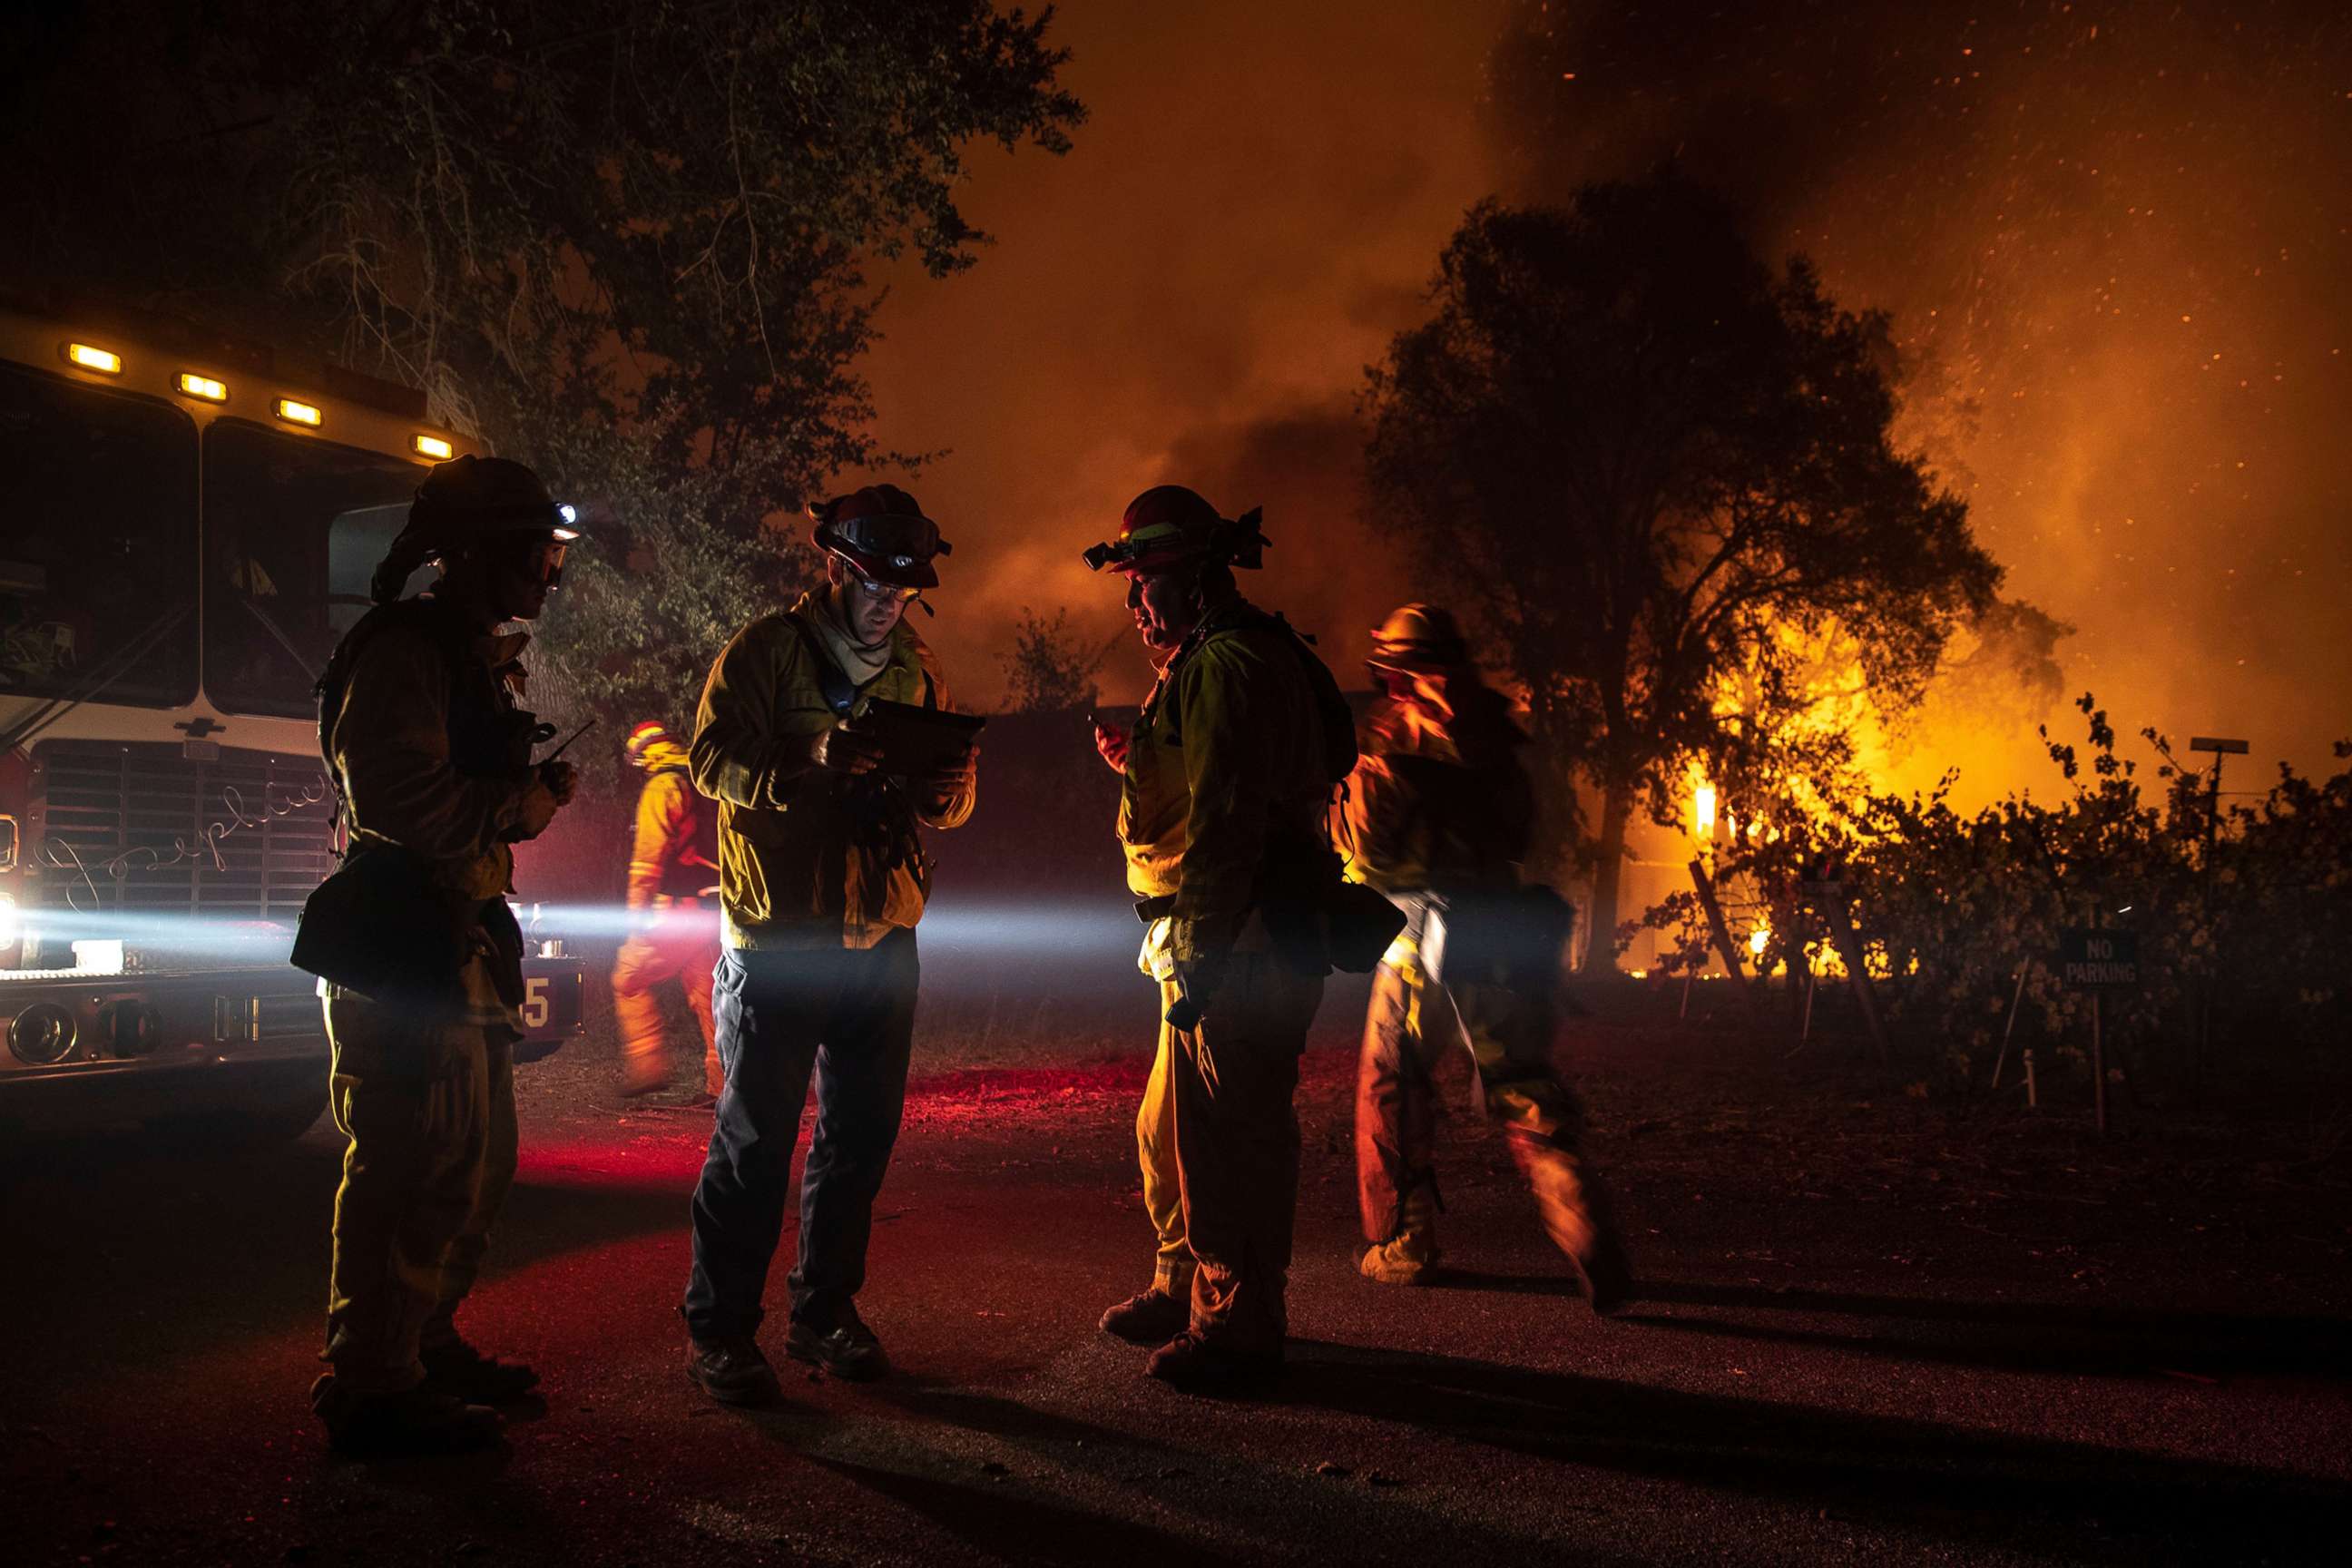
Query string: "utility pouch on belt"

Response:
xmin=1322 ymin=879 xmax=1409 ymax=974
xmin=290 ymin=846 xmax=472 ymax=1011
xmin=1257 ymin=840 xmax=1406 ymax=975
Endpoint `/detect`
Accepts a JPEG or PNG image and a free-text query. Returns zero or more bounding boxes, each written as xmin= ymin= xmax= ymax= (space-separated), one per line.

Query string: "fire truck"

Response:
xmin=0 ymin=296 xmax=585 ymax=1139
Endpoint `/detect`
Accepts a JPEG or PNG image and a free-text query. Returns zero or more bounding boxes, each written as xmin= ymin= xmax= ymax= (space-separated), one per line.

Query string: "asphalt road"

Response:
xmin=5 ymin=996 xmax=2347 ymax=1567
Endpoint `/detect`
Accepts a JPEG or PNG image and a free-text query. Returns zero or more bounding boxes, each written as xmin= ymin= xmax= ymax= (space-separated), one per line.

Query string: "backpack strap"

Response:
xmin=782 ymin=611 xmax=858 ymax=719
xmin=1243 ymin=605 xmax=1359 ymax=785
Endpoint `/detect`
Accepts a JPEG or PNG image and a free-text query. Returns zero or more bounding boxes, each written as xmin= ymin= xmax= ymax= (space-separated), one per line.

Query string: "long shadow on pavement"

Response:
xmin=804 ymin=1452 xmax=1243 ymax=1568
xmin=1278 ymin=1338 xmax=2347 ymax=1564
xmin=1631 ymin=1280 xmax=2352 ymax=1380
xmin=0 ymin=1130 xmax=691 ymax=1392
xmin=787 ymin=1380 xmax=1661 ymax=1568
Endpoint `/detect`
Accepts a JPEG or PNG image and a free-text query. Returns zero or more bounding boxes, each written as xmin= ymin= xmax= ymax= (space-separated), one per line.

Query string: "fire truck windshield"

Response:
xmin=0 ymin=364 xmax=200 ymax=711
xmin=201 ymin=420 xmax=424 ymax=718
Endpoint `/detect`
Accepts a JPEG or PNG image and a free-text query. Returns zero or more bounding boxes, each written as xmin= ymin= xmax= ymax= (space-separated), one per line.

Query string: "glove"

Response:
xmin=512 ymin=771 xmax=564 ymax=840
xmin=1164 ymin=954 xmax=1228 ymax=1033
xmin=803 ymin=722 xmax=883 ymax=776
xmin=918 ymin=742 xmax=978 ymax=814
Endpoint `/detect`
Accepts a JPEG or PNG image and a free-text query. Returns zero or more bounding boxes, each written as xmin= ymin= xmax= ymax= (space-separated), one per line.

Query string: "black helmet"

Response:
xmin=370 ymin=456 xmax=581 ymax=603
xmin=412 ymin=456 xmax=582 ymax=540
xmin=809 ymin=484 xmax=950 ymax=590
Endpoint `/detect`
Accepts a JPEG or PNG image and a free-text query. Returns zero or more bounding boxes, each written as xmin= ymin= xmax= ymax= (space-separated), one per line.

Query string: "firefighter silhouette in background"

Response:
xmin=612 ymin=720 xmax=723 ymax=1101
xmin=1341 ymin=603 xmax=1632 ymax=1311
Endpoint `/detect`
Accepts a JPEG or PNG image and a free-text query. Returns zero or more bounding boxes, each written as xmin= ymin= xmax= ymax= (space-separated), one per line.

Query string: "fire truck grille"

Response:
xmin=29 ymin=741 xmax=337 ymax=924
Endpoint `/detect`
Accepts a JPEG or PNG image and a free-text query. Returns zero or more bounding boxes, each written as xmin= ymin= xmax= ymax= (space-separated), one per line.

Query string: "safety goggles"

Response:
xmin=504 ymin=536 xmax=569 ymax=590
xmin=849 ymin=573 xmax=923 ymax=604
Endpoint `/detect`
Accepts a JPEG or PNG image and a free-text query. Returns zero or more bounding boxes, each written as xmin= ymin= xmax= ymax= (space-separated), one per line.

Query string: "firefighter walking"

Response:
xmin=678 ymin=484 xmax=977 ymax=1407
xmin=612 ymin=720 xmax=722 ymax=1101
xmin=1086 ymin=485 xmax=1359 ymax=1393
xmin=1342 ymin=604 xmax=1631 ymax=1310
xmin=294 ymin=456 xmax=582 ymax=1454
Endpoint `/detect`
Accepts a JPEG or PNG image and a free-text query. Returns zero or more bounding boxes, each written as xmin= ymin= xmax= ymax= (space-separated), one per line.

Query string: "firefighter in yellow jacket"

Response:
xmin=1342 ymin=604 xmax=1630 ymax=1310
xmin=613 ymin=720 xmax=722 ymax=1100
xmin=298 ymin=456 xmax=580 ymax=1454
xmin=1086 ymin=485 xmax=1353 ymax=1393
xmin=678 ymin=484 xmax=977 ymax=1407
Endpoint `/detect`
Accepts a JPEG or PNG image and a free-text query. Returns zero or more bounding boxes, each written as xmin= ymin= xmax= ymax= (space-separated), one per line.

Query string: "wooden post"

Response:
xmin=1777 ymin=898 xmax=1807 ymax=1034
xmin=2023 ymin=1046 xmax=2038 ymax=1109
xmin=1819 ymin=896 xmax=1890 ymax=1063
xmin=1990 ymin=964 xmax=2032 ymax=1090
xmin=1687 ymin=858 xmax=1765 ymax=1028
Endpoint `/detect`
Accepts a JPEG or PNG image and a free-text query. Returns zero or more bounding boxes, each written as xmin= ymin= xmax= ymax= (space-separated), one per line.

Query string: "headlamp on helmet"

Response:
xmin=1083 ymin=485 xmax=1269 ymax=575
xmin=371 ymin=455 xmax=583 ymax=603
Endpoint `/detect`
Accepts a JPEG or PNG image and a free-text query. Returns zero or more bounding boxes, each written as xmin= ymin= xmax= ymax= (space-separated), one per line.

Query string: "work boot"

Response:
xmin=1098 ymin=1287 xmax=1190 ymax=1344
xmin=419 ymin=1336 xmax=540 ymax=1405
xmin=1565 ymin=1224 xmax=1633 ymax=1317
xmin=619 ymin=1053 xmax=669 ymax=1099
xmin=1143 ymin=1331 xmax=1283 ymax=1396
xmin=1515 ymin=1134 xmax=1632 ymax=1316
xmin=311 ymin=1374 xmax=500 ymax=1456
xmin=1357 ymin=1230 xmax=1441 ymax=1286
xmin=685 ymin=1337 xmax=783 ymax=1408
xmin=785 ymin=1304 xmax=890 ymax=1382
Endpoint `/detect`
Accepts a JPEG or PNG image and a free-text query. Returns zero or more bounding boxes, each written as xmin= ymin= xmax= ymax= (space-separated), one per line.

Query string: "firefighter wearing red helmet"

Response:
xmin=612 ymin=720 xmax=722 ymax=1101
xmin=296 ymin=455 xmax=582 ymax=1454
xmin=1086 ymin=485 xmax=1358 ymax=1394
xmin=677 ymin=482 xmax=976 ymax=1407
xmin=1342 ymin=604 xmax=1632 ymax=1309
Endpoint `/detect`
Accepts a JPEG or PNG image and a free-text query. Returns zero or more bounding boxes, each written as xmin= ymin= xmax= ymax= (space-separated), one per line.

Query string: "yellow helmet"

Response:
xmin=1366 ymin=603 xmax=1468 ymax=673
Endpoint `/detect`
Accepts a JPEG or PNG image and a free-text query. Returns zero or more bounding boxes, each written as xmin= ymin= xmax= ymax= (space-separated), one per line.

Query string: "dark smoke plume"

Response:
xmin=1485 ymin=0 xmax=2352 ymax=789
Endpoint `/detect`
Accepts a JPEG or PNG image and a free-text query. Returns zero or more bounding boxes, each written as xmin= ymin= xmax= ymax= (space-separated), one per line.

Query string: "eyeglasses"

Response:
xmin=851 ymin=575 xmax=922 ymax=604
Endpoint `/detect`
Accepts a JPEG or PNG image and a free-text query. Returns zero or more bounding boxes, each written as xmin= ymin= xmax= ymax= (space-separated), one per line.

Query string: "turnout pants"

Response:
xmin=1137 ymin=951 xmax=1324 ymax=1356
xmin=682 ymin=931 xmax=918 ymax=1341
xmin=322 ymin=980 xmax=519 ymax=1394
xmin=612 ymin=907 xmax=721 ymax=1095
xmin=1355 ymin=948 xmax=1615 ymax=1269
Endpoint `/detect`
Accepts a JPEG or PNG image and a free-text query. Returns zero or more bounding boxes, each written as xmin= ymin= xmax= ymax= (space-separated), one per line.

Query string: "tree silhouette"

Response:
xmin=999 ymin=606 xmax=1119 ymax=714
xmin=1363 ymin=175 xmax=1999 ymax=966
xmin=0 ymin=0 xmax=1082 ymax=729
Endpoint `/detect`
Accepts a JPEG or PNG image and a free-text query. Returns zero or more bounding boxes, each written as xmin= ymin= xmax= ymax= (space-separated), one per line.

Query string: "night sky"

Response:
xmin=867 ymin=0 xmax=2350 ymax=798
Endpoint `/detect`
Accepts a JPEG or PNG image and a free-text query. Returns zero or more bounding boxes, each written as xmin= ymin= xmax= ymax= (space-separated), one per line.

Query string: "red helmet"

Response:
xmin=808 ymin=484 xmax=950 ymax=589
xmin=1083 ymin=485 xmax=1268 ymax=574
